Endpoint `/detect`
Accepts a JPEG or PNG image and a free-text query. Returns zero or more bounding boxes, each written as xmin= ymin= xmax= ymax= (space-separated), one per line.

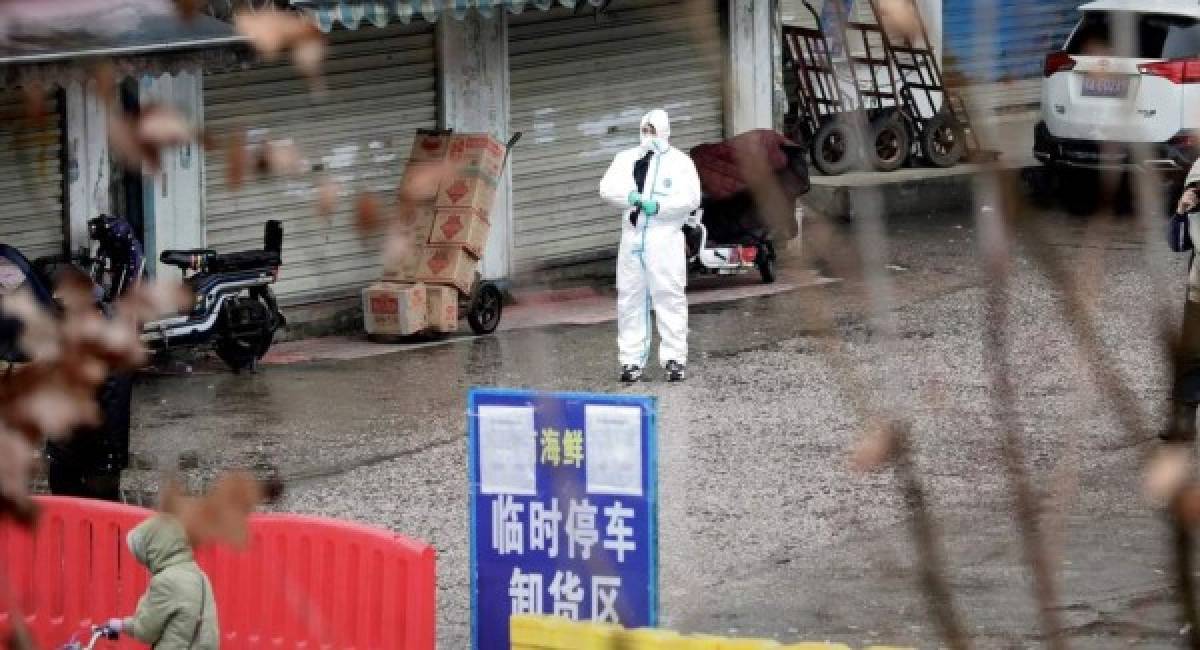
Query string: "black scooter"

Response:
xmin=85 ymin=216 xmax=286 ymax=372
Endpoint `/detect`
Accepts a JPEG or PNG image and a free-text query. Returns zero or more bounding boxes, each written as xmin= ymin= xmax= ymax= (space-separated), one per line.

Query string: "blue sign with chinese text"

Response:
xmin=468 ymin=388 xmax=659 ymax=650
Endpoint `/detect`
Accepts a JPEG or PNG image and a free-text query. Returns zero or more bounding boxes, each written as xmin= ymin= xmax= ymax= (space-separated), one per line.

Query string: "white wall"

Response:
xmin=64 ymin=78 xmax=112 ymax=252
xmin=728 ymin=0 xmax=777 ymax=135
xmin=438 ymin=12 xmax=512 ymax=283
xmin=139 ymin=70 xmax=204 ymax=278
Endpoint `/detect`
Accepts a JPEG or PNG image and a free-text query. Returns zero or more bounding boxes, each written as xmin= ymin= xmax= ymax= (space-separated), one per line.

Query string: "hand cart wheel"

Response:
xmin=467 ymin=281 xmax=504 ymax=335
xmin=920 ymin=111 xmax=966 ymax=168
xmin=810 ymin=119 xmax=860 ymax=176
xmin=867 ymin=111 xmax=912 ymax=172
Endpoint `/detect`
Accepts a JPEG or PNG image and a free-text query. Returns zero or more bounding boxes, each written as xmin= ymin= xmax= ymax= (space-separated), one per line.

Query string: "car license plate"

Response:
xmin=1082 ymin=75 xmax=1129 ymax=98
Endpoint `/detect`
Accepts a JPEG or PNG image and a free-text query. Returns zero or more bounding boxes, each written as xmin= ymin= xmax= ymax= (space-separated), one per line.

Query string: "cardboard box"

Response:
xmin=429 ymin=208 xmax=490 ymax=259
xmin=426 ymin=285 xmax=459 ymax=333
xmin=410 ymin=132 xmax=451 ymax=162
xmin=397 ymin=162 xmax=444 ymax=204
xmin=363 ymin=283 xmax=427 ymax=336
xmin=447 ymin=134 xmax=505 ymax=183
xmin=436 ymin=175 xmax=497 ymax=217
xmin=397 ymin=203 xmax=437 ymax=244
xmin=381 ymin=244 xmax=421 ymax=283
xmin=417 ymin=246 xmax=476 ymax=294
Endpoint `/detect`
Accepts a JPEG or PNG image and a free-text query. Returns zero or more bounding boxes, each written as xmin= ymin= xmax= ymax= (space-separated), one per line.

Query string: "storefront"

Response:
xmin=507 ymin=0 xmax=727 ymax=271
xmin=203 ymin=21 xmax=438 ymax=304
xmin=295 ymin=0 xmax=773 ymax=285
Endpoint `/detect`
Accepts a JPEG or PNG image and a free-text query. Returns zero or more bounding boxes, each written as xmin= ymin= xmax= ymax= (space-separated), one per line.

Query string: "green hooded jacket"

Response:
xmin=123 ymin=515 xmax=220 ymax=650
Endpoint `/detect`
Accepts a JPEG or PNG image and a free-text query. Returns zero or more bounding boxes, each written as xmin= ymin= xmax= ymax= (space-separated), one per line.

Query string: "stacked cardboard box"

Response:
xmin=363 ymin=131 xmax=504 ymax=337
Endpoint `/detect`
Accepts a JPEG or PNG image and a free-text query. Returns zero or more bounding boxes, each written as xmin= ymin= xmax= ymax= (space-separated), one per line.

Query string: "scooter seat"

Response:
xmin=159 ymin=249 xmax=216 ymax=271
xmin=208 ymin=249 xmax=281 ymax=273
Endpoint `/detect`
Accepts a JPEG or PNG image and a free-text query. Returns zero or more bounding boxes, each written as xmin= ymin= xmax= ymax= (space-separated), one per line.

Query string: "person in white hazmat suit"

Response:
xmin=598 ymin=109 xmax=702 ymax=383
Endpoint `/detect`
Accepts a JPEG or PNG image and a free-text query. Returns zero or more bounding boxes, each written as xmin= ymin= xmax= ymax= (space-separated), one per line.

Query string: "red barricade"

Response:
xmin=0 ymin=497 xmax=436 ymax=650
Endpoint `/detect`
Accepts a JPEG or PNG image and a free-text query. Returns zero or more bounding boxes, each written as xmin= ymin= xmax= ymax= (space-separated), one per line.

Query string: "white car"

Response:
xmin=1035 ymin=0 xmax=1200 ymax=178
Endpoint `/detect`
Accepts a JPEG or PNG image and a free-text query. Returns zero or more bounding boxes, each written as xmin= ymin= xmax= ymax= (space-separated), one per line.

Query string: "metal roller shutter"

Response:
xmin=204 ymin=22 xmax=437 ymax=304
xmin=944 ymin=0 xmax=1081 ymax=112
xmin=509 ymin=0 xmax=725 ymax=272
xmin=0 ymin=89 xmax=64 ymax=260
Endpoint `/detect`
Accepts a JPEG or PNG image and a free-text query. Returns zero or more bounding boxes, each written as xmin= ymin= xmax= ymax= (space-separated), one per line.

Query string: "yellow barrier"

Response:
xmin=510 ymin=616 xmax=912 ymax=650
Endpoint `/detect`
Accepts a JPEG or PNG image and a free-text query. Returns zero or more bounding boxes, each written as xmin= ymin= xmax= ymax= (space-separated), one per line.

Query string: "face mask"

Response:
xmin=640 ymin=134 xmax=668 ymax=153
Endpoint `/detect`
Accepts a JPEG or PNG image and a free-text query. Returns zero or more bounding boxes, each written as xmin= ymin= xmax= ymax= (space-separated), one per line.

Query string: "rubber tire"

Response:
xmin=756 ymin=243 xmax=777 ymax=284
xmin=467 ymin=282 xmax=504 ymax=335
xmin=214 ymin=293 xmax=276 ymax=372
xmin=867 ymin=112 xmax=911 ymax=172
xmin=810 ymin=120 xmax=859 ymax=176
xmin=921 ymin=112 xmax=966 ymax=168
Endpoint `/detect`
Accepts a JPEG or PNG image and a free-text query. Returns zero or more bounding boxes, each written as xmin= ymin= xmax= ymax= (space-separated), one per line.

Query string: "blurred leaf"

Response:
xmin=107 ymin=109 xmax=151 ymax=171
xmin=224 ymin=130 xmax=248 ymax=190
xmin=2 ymin=376 xmax=100 ymax=442
xmin=90 ymin=62 xmax=117 ymax=105
xmin=137 ymin=104 xmax=195 ymax=149
xmin=170 ymin=0 xmax=201 ymax=20
xmin=398 ymin=159 xmax=460 ymax=204
xmin=316 ymin=177 xmax=340 ymax=222
xmin=850 ymin=419 xmax=896 ymax=473
xmin=108 ymin=104 xmax=197 ymax=173
xmin=161 ymin=471 xmax=281 ymax=548
xmin=116 ymin=278 xmax=193 ymax=323
xmin=381 ymin=223 xmax=416 ymax=271
xmin=878 ymin=0 xmax=922 ymax=41
xmin=0 ymin=430 xmax=38 ymax=527
xmin=234 ymin=8 xmax=326 ymax=84
xmin=1147 ymin=447 xmax=1192 ymax=506
xmin=1177 ymin=485 xmax=1200 ymax=526
xmin=0 ymin=291 xmax=60 ymax=362
xmin=3 ymin=619 xmax=37 ymax=650
xmin=290 ymin=36 xmax=326 ymax=82
xmin=20 ymin=81 xmax=47 ymax=130
xmin=355 ymin=193 xmax=382 ymax=237
xmin=264 ymin=139 xmax=305 ymax=176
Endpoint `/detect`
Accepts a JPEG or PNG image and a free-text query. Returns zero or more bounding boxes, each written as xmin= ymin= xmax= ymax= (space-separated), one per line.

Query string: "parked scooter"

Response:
xmin=84 ymin=215 xmax=286 ymax=372
xmin=686 ymin=130 xmax=811 ymax=284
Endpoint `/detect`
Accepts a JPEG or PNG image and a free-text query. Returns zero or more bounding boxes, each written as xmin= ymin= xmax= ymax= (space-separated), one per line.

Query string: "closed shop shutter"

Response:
xmin=203 ymin=22 xmax=437 ymax=304
xmin=0 ymin=89 xmax=64 ymax=260
xmin=509 ymin=0 xmax=725 ymax=272
xmin=944 ymin=0 xmax=1081 ymax=113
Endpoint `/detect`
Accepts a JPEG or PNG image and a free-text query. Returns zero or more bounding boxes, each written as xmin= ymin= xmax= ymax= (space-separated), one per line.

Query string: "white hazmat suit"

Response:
xmin=598 ymin=110 xmax=702 ymax=370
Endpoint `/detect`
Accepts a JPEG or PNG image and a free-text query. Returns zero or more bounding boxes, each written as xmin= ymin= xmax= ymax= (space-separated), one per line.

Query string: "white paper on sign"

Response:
xmin=478 ymin=405 xmax=537 ymax=495
xmin=585 ymin=405 xmax=643 ymax=496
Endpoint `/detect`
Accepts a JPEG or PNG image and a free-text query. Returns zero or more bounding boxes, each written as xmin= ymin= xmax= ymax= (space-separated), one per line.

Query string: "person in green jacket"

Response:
xmin=104 ymin=514 xmax=220 ymax=649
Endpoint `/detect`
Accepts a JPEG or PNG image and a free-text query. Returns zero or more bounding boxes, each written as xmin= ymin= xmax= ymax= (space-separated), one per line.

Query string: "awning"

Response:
xmin=292 ymin=0 xmax=605 ymax=31
xmin=0 ymin=0 xmax=243 ymax=65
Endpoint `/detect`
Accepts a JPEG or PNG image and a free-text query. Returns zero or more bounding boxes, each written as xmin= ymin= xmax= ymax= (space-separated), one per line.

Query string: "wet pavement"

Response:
xmin=128 ymin=204 xmax=1191 ymax=648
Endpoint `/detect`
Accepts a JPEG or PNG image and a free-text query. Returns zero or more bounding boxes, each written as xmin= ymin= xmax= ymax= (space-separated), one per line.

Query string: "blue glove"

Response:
xmin=1170 ymin=213 xmax=1193 ymax=252
xmin=627 ymin=191 xmax=643 ymax=207
xmin=641 ymin=198 xmax=659 ymax=217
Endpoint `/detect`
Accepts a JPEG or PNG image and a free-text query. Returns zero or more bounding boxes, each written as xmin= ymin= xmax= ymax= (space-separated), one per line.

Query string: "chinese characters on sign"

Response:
xmin=469 ymin=389 xmax=658 ymax=650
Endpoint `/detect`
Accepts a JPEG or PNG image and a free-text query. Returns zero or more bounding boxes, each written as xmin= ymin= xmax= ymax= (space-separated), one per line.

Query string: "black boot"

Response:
xmin=665 ymin=360 xmax=686 ymax=382
xmin=620 ymin=365 xmax=644 ymax=383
